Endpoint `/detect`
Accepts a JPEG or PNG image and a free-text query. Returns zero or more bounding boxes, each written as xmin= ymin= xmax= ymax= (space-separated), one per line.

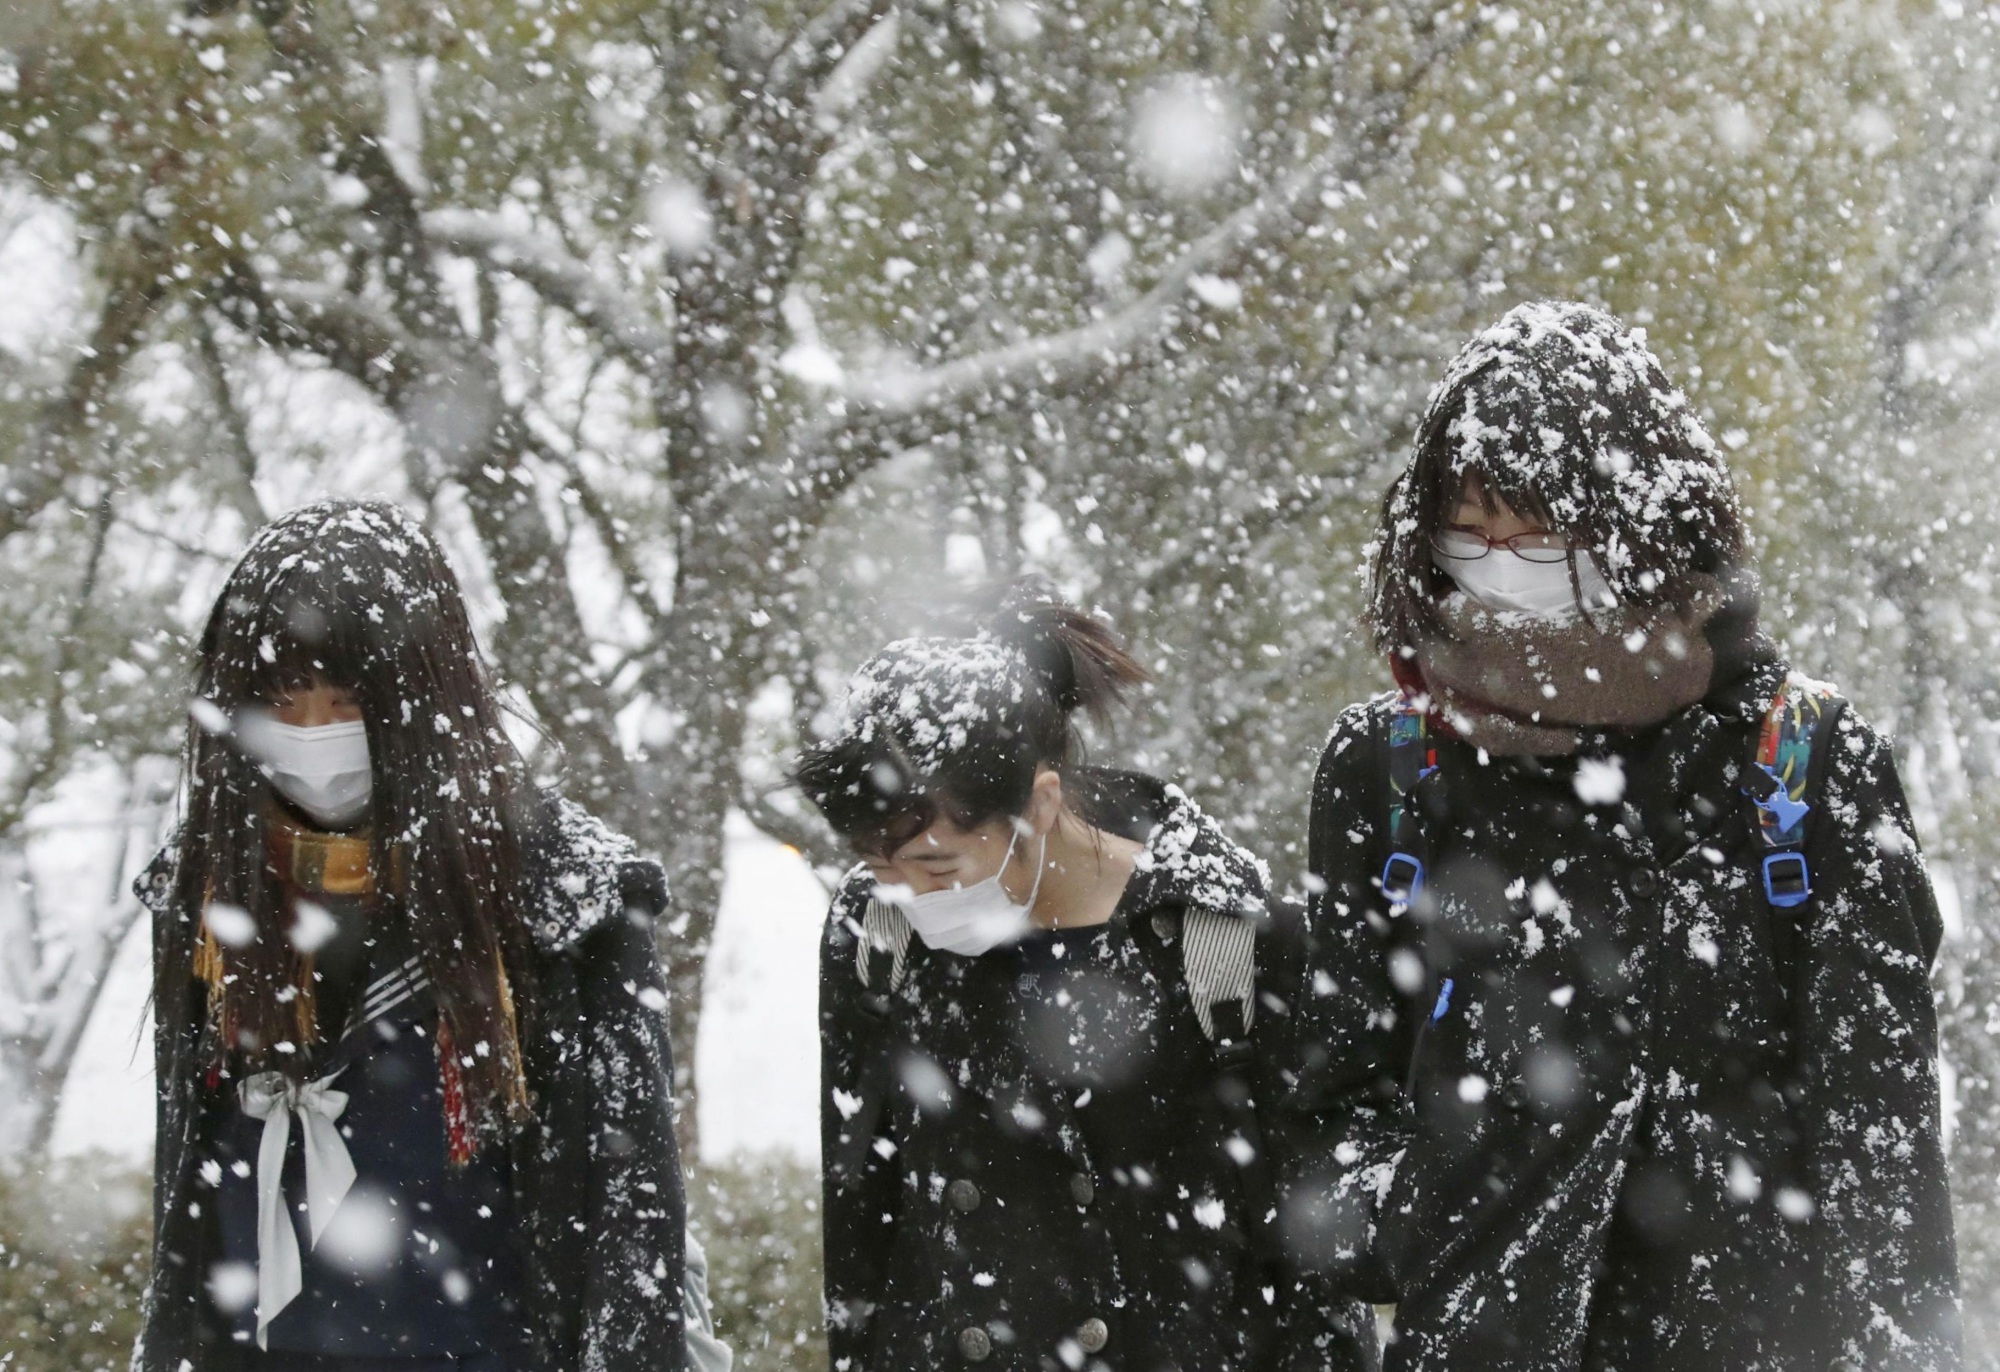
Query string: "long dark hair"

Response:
xmin=1367 ymin=300 xmax=1748 ymax=653
xmin=795 ymin=581 xmax=1150 ymax=856
xmin=161 ymin=499 xmax=537 ymax=1132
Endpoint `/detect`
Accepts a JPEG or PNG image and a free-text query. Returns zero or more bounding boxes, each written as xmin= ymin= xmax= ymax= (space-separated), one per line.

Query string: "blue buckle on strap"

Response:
xmin=1752 ymin=764 xmax=1812 ymax=832
xmin=1382 ymin=852 xmax=1426 ymax=906
xmin=1763 ymin=852 xmax=1811 ymax=908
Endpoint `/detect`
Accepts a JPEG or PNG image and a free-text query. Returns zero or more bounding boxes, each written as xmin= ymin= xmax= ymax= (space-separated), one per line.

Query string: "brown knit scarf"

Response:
xmin=1413 ymin=577 xmax=1725 ymax=756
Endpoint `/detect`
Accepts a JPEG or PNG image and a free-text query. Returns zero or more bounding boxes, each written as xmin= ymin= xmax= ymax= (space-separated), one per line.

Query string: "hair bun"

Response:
xmin=981 ymin=577 xmax=1148 ymax=725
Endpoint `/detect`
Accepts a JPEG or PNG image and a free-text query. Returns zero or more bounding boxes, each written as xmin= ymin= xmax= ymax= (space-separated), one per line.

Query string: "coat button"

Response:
xmin=1077 ymin=1317 xmax=1110 ymax=1354
xmin=1150 ymin=910 xmax=1177 ymax=940
xmin=1069 ymin=1172 xmax=1095 ymax=1206
xmin=958 ymin=1325 xmax=993 ymax=1362
xmin=1629 ymin=869 xmax=1659 ymax=897
xmin=947 ymin=1179 xmax=982 ymax=1212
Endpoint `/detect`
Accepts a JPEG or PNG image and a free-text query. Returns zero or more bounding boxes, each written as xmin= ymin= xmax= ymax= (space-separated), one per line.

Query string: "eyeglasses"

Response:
xmin=1430 ymin=528 xmax=1574 ymax=564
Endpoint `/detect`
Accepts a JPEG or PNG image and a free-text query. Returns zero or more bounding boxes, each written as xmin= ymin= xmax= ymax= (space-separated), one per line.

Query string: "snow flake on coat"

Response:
xmin=818 ymin=770 xmax=1374 ymax=1372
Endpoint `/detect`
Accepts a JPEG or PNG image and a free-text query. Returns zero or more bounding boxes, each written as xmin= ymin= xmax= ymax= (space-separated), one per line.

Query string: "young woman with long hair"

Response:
xmin=796 ymin=584 xmax=1376 ymax=1372
xmin=1293 ymin=302 xmax=1959 ymax=1368
xmin=133 ymin=499 xmax=691 ymax=1372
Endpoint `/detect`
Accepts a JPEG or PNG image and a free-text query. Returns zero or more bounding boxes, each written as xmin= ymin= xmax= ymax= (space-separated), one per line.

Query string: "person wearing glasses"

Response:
xmin=1282 ymin=302 xmax=1960 ymax=1369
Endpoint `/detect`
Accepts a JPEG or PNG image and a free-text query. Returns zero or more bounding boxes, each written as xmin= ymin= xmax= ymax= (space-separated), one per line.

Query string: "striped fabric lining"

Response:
xmin=1180 ymin=908 xmax=1257 ymax=1040
xmin=856 ymin=899 xmax=914 ymax=992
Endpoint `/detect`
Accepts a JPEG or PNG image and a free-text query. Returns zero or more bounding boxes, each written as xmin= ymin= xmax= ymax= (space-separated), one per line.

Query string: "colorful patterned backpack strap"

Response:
xmin=1746 ymin=672 xmax=1842 ymax=909
xmin=1382 ymin=692 xmax=1438 ymax=908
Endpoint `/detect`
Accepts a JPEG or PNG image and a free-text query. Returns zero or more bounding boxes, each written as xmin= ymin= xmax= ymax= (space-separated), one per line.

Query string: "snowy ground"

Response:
xmin=49 ymin=810 xmax=829 ymax=1167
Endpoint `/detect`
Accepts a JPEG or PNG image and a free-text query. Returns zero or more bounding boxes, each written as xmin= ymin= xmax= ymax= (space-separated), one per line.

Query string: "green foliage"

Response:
xmin=692 ymin=1155 xmax=828 ymax=1372
xmin=0 ymin=1159 xmax=150 ymax=1372
xmin=0 ymin=0 xmax=1996 ymax=1346
xmin=0 ymin=1157 xmax=832 ymax=1371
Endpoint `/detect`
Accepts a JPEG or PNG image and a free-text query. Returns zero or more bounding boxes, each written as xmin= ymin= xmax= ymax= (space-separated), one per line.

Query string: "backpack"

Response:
xmin=1377 ymin=671 xmax=1845 ymax=1065
xmin=830 ymin=893 xmax=1281 ymax=1294
xmin=852 ymin=896 xmax=1259 ymax=1041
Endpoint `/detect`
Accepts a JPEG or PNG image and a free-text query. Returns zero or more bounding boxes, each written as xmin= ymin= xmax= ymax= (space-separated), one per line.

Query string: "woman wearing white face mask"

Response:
xmin=1292 ymin=303 xmax=1958 ymax=1369
xmin=796 ymin=584 xmax=1378 ymax=1372
xmin=132 ymin=500 xmax=720 ymax=1372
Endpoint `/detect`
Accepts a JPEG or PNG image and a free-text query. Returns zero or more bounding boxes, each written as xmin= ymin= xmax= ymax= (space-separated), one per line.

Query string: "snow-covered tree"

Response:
xmin=1 ymin=6 xmax=1997 ymax=1345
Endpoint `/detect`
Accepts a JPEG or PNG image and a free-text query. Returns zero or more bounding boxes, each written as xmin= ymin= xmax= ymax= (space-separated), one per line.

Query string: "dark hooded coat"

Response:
xmin=132 ymin=796 xmax=688 ymax=1372
xmin=1287 ymin=645 xmax=1959 ymax=1371
xmin=819 ymin=770 xmax=1377 ymax=1372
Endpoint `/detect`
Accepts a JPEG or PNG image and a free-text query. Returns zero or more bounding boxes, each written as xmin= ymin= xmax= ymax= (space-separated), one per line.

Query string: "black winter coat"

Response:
xmin=819 ymin=772 xmax=1377 ymax=1372
xmin=1289 ymin=654 xmax=1959 ymax=1371
xmin=132 ymin=797 xmax=688 ymax=1372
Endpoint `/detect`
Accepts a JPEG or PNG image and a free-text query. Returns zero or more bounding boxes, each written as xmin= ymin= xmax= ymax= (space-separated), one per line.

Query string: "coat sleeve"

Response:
xmin=1799 ymin=709 xmax=1960 ymax=1368
xmin=576 ymin=861 xmax=689 ymax=1372
xmin=131 ymin=843 xmax=196 ymax=1372
xmin=818 ymin=881 xmax=901 ymax=1372
xmin=1274 ymin=701 xmax=1415 ymax=1305
xmin=1255 ymin=895 xmax=1384 ymax=1372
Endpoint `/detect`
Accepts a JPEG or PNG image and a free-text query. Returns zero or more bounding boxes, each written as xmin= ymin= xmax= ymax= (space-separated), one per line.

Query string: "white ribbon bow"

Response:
xmin=238 ymin=1069 xmax=357 ymax=1348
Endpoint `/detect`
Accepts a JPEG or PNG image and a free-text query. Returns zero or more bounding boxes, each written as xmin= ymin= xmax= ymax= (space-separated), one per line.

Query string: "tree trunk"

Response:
xmin=640 ymin=607 xmax=754 ymax=1156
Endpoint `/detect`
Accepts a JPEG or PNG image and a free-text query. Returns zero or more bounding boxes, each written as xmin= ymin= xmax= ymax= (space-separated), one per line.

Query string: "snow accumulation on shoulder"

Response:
xmin=1133 ymin=783 xmax=1272 ymax=915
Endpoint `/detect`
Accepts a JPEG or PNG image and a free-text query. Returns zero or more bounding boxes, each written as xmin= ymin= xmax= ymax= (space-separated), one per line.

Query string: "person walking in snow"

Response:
xmin=132 ymin=500 xmax=704 ymax=1372
xmin=1289 ymin=302 xmax=1959 ymax=1370
xmin=796 ymin=584 xmax=1377 ymax=1372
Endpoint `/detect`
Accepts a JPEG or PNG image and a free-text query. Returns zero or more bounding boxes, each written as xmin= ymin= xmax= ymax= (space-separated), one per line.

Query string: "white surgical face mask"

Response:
xmin=236 ymin=715 xmax=374 ymax=830
xmin=1433 ymin=532 xmax=1616 ymax=620
xmin=893 ymin=826 xmax=1046 ymax=958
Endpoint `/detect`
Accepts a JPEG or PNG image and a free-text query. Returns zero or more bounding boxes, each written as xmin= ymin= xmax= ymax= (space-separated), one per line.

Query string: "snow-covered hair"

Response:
xmin=166 ymin=499 xmax=537 ymax=1139
xmin=1367 ymin=300 xmax=1747 ymax=651
xmin=796 ymin=581 xmax=1148 ymax=856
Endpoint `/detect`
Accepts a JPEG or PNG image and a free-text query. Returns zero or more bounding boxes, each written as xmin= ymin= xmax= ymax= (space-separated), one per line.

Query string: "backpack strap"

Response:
xmin=1181 ymin=906 xmax=1258 ymax=1042
xmin=1381 ymin=693 xmax=1451 ymax=1101
xmin=1744 ymin=673 xmax=1843 ymax=909
xmin=829 ymin=895 xmax=914 ymax=1190
xmin=1383 ymin=693 xmax=1438 ymax=906
xmin=855 ymin=897 xmax=914 ymax=992
xmin=1169 ymin=902 xmax=1281 ymax=1339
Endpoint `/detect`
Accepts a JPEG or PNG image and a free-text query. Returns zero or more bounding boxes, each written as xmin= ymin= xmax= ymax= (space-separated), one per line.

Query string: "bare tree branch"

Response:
xmin=215 ymin=261 xmax=419 ymax=403
xmin=0 ymin=261 xmax=164 ymax=544
xmin=768 ymin=0 xmax=896 ymax=110
xmin=739 ymin=785 xmax=848 ymax=878
xmin=1880 ymin=149 xmax=2000 ymax=429
xmin=0 ymin=489 xmax=116 ymax=835
xmin=827 ymin=27 xmax=1466 ymax=418
xmin=194 ymin=315 xmax=269 ymax=528
xmin=516 ymin=418 xmax=671 ymax=638
xmin=422 ymin=209 xmax=675 ymax=379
